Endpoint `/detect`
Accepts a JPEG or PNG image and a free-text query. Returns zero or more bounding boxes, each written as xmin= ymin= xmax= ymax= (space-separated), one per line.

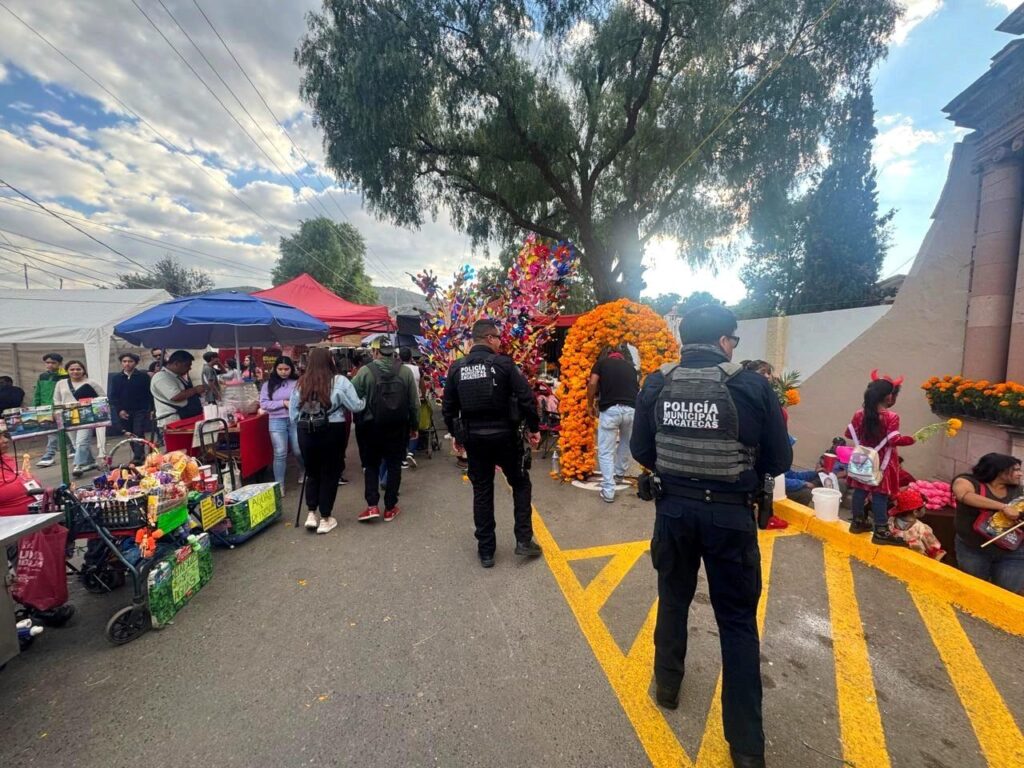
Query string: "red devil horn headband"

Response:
xmin=870 ymin=369 xmax=904 ymax=387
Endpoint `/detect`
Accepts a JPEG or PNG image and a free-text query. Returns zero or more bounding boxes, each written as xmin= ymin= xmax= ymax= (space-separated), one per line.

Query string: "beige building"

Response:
xmin=788 ymin=4 xmax=1024 ymax=479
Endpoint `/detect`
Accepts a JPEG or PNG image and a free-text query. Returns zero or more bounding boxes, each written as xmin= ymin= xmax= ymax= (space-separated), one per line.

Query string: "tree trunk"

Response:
xmin=578 ymin=217 xmax=645 ymax=304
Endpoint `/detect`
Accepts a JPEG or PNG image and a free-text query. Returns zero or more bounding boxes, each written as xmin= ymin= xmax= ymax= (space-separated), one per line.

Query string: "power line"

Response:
xmin=135 ymin=0 xmax=361 ymax=250
xmin=0 ymin=178 xmax=156 ymax=275
xmin=0 ymin=245 xmax=118 ymax=285
xmin=0 ymin=197 xmax=272 ymax=278
xmin=0 ymin=2 xmax=369 ymax=297
xmin=151 ymin=0 xmax=336 ymax=224
xmin=0 ymin=252 xmax=105 ymax=287
xmin=187 ymin=0 xmax=402 ymax=286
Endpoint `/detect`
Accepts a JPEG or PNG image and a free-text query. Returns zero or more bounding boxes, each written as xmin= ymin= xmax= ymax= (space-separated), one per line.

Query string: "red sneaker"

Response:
xmin=382 ymin=506 xmax=401 ymax=522
xmin=358 ymin=506 xmax=380 ymax=523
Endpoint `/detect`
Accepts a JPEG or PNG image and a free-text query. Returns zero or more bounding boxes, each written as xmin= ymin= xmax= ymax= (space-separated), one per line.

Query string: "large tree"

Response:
xmin=273 ymin=218 xmax=378 ymax=304
xmin=118 ymin=255 xmax=214 ymax=297
xmin=296 ymin=0 xmax=899 ymax=302
xmin=739 ymin=86 xmax=894 ymax=315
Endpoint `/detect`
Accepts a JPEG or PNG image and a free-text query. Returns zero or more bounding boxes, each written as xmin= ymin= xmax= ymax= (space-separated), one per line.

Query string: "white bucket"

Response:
xmin=811 ymin=487 xmax=842 ymax=521
xmin=203 ymin=404 xmax=220 ymax=421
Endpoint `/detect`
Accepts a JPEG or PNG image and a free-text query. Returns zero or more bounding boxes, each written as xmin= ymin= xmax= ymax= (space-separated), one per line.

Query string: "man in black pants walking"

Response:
xmin=351 ymin=339 xmax=418 ymax=523
xmin=630 ymin=304 xmax=791 ymax=768
xmin=443 ymin=320 xmax=542 ymax=568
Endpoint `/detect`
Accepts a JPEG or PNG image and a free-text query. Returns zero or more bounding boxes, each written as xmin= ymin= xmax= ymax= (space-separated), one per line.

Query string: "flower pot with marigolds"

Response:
xmin=557 ymin=300 xmax=678 ymax=481
xmin=922 ymin=376 xmax=1024 ymax=428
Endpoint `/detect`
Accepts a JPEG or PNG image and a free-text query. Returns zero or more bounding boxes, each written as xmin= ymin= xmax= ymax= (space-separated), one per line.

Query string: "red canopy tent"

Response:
xmin=252 ymin=273 xmax=393 ymax=336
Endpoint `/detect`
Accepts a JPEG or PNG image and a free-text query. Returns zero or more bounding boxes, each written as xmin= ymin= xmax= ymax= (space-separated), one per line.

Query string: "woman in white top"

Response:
xmin=288 ymin=348 xmax=365 ymax=534
xmin=52 ymin=360 xmax=106 ymax=476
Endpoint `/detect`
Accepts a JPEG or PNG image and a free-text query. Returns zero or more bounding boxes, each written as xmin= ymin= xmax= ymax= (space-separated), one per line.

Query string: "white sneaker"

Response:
xmin=305 ymin=511 xmax=319 ymax=530
xmin=36 ymin=457 xmax=55 ymax=468
xmin=316 ymin=516 xmax=338 ymax=535
xmin=405 ymin=453 xmax=418 ymax=469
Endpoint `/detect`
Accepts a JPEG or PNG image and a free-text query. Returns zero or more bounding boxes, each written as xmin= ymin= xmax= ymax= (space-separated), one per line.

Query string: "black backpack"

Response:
xmin=367 ymin=361 xmax=408 ymax=426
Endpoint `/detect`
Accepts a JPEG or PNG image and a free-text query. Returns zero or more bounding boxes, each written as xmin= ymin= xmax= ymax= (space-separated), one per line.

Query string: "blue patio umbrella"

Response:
xmin=113 ymin=292 xmax=329 ymax=359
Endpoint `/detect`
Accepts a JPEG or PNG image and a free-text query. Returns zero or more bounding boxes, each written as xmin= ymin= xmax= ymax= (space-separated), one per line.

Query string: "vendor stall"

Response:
xmin=162 ymin=411 xmax=272 ymax=483
xmin=253 ymin=273 xmax=393 ymax=336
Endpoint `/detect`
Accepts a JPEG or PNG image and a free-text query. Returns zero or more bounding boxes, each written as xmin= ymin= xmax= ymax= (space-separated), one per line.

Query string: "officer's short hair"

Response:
xmin=679 ymin=305 xmax=738 ymax=345
xmin=472 ymin=320 xmax=499 ymax=341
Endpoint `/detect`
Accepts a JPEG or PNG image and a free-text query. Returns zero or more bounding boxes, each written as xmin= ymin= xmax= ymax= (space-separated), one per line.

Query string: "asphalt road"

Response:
xmin=2 ymin=435 xmax=1022 ymax=767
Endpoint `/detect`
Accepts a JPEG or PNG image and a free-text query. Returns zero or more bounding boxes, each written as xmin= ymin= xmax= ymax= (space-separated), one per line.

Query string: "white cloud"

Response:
xmin=891 ymin=0 xmax=944 ymax=45
xmin=873 ymin=114 xmax=944 ymax=170
xmin=640 ymin=236 xmax=746 ymax=304
xmin=988 ymin=0 xmax=1019 ymax=10
xmin=0 ymin=0 xmax=474 ymax=292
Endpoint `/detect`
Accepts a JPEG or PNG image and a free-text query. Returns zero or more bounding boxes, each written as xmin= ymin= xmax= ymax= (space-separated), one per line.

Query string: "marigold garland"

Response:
xmin=558 ymin=299 xmax=679 ymax=481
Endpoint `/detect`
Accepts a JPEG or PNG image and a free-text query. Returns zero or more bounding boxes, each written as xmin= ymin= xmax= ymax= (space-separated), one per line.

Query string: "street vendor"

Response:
xmin=151 ymin=351 xmax=206 ymax=429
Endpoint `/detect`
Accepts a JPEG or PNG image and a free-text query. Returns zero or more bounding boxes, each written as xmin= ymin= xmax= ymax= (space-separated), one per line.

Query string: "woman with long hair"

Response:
xmin=951 ymin=453 xmax=1023 ymax=593
xmin=845 ymin=374 xmax=915 ymax=545
xmin=52 ymin=360 xmax=105 ymax=477
xmin=259 ymin=356 xmax=303 ymax=494
xmin=289 ymin=348 xmax=364 ymax=534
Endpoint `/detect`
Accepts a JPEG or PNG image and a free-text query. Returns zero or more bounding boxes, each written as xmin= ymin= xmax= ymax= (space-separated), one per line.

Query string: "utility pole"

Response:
xmin=59 ymin=278 xmax=64 ymax=289
xmin=23 ymin=263 xmax=28 ymax=289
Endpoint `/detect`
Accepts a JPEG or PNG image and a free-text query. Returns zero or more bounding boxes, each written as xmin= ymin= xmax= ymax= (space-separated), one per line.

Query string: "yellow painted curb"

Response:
xmin=774 ymin=499 xmax=1024 ymax=637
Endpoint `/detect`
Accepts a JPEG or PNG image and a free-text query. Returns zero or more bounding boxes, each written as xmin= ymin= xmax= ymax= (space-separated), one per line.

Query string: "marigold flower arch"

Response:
xmin=558 ymin=299 xmax=679 ymax=480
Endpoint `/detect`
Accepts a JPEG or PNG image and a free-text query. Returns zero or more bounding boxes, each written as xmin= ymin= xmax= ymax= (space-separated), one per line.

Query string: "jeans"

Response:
xmin=119 ymin=410 xmax=151 ymax=463
xmin=42 ymin=432 xmax=60 ymax=460
xmin=356 ymin=424 xmax=407 ymax=511
xmin=297 ymin=422 xmax=345 ymax=517
xmin=598 ymin=405 xmax=635 ymax=495
xmin=956 ymin=536 xmax=1024 ymax=594
xmin=268 ymin=418 xmax=302 ymax=488
xmin=72 ymin=428 xmax=95 ymax=467
xmin=851 ymin=487 xmax=889 ymax=529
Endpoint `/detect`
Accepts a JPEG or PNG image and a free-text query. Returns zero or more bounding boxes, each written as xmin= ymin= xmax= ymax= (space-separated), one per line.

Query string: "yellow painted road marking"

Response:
xmin=582 ymin=541 xmax=649 ymax=615
xmin=823 ymin=545 xmax=892 ymax=768
xmin=910 ymin=589 xmax=1024 ymax=767
xmin=532 ymin=510 xmax=693 ymax=768
xmin=695 ymin=532 xmax=780 ymax=766
xmin=563 ymin=540 xmax=649 ymax=561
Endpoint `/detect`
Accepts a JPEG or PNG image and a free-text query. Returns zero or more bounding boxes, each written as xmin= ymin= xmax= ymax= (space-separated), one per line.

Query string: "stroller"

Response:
xmin=535 ymin=381 xmax=560 ymax=460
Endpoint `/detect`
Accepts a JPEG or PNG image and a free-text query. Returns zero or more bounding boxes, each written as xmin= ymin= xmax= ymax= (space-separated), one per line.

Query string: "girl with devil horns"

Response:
xmin=845 ymin=370 xmax=917 ymax=546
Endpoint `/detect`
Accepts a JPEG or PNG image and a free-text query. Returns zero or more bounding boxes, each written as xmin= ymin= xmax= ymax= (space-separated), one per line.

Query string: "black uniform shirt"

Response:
xmin=442 ymin=345 xmax=540 ymax=435
xmin=592 ymin=354 xmax=639 ymax=411
xmin=630 ymin=347 xmax=792 ymax=496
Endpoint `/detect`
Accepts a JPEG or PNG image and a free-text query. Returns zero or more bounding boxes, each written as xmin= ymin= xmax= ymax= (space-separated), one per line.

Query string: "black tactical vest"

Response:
xmin=654 ymin=363 xmax=756 ymax=483
xmin=455 ymin=354 xmax=504 ymax=423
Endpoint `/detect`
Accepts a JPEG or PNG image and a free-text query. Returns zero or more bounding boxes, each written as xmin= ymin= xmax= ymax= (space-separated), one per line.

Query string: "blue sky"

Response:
xmin=0 ymin=1 xmax=1020 ymax=301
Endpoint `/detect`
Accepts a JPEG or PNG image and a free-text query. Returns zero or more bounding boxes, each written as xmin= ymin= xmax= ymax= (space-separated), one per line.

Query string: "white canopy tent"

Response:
xmin=0 ymin=289 xmax=172 ymax=453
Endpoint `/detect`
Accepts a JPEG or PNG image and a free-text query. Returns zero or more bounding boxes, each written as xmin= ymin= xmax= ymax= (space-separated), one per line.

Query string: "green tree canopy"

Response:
xmin=272 ymin=218 xmax=378 ymax=304
xmin=739 ymin=86 xmax=894 ymax=316
xmin=117 ymin=255 xmax=214 ymax=297
xmin=297 ymin=0 xmax=899 ymax=302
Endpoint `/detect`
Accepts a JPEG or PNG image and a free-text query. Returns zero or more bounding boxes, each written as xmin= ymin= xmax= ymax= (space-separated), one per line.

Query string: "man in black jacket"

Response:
xmin=630 ymin=304 xmax=791 ymax=768
xmin=108 ymin=353 xmax=154 ymax=463
xmin=442 ymin=320 xmax=542 ymax=568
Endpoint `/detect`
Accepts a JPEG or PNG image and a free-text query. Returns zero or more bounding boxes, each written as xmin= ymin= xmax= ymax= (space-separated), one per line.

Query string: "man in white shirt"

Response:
xmin=151 ymin=350 xmax=207 ymax=429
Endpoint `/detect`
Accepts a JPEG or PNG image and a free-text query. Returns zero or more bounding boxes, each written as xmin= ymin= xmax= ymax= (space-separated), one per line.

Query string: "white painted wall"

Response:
xmin=735 ymin=317 xmax=769 ymax=363
xmin=785 ymin=305 xmax=891 ymax=378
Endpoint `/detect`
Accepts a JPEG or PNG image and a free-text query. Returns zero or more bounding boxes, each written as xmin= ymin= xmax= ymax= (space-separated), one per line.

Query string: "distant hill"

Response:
xmin=373 ymin=285 xmax=429 ymax=313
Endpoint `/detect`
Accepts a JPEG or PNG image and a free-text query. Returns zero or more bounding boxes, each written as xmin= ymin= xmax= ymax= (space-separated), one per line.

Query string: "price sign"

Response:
xmin=171 ymin=552 xmax=201 ymax=603
xmin=199 ymin=492 xmax=226 ymax=530
xmin=247 ymin=487 xmax=278 ymax=529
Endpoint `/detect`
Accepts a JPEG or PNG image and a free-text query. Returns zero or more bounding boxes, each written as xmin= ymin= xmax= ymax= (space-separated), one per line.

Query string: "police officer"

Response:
xmin=630 ymin=304 xmax=791 ymax=768
xmin=442 ymin=319 xmax=543 ymax=568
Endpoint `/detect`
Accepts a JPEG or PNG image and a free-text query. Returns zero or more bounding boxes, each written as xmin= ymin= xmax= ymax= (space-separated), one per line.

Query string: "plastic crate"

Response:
xmin=218 ymin=482 xmax=281 ymax=545
xmin=147 ymin=533 xmax=214 ymax=628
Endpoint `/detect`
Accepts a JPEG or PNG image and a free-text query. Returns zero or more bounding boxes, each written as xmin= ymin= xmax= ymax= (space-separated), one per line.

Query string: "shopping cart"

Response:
xmin=44 ymin=487 xmax=155 ymax=644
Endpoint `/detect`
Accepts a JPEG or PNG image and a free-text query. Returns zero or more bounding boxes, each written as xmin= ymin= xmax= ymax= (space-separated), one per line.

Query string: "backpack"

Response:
xmin=367 ymin=361 xmax=408 ymax=426
xmin=846 ymin=422 xmax=898 ymax=486
xmin=296 ymin=384 xmax=339 ymax=433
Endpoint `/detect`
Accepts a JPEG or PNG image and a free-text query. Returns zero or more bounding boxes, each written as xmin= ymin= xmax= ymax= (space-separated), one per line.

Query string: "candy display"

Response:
xmin=413 ymin=234 xmax=579 ymax=391
xmin=60 ymin=397 xmax=112 ymax=431
xmin=908 ymin=480 xmax=953 ymax=510
xmin=148 ymin=533 xmax=214 ymax=628
xmin=3 ymin=405 xmax=59 ymax=438
xmin=221 ymin=482 xmax=282 ymax=544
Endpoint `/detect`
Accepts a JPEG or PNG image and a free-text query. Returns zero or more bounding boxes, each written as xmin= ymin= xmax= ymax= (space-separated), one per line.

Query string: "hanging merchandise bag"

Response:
xmin=12 ymin=524 xmax=69 ymax=611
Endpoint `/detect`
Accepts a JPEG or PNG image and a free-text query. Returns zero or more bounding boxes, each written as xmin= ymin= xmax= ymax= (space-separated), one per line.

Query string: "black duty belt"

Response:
xmin=665 ymin=486 xmax=753 ymax=506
